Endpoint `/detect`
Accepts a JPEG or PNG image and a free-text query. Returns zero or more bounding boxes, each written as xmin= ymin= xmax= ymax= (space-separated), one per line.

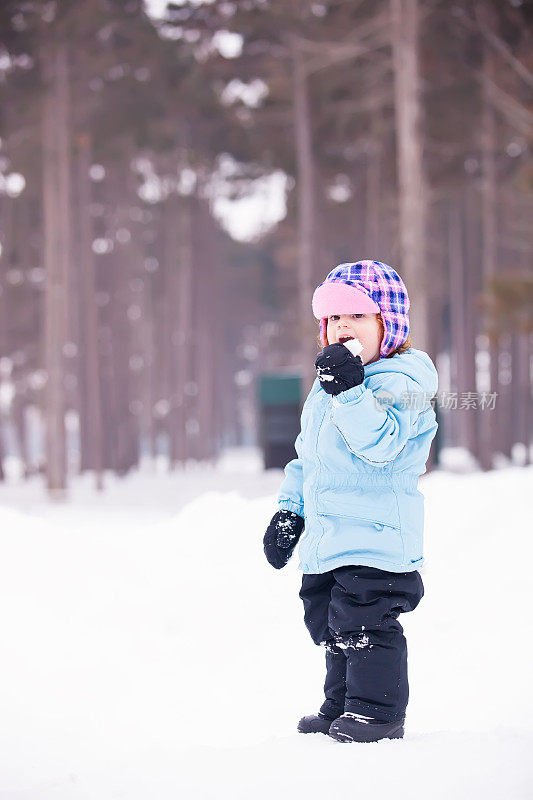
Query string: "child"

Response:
xmin=263 ymin=261 xmax=438 ymax=743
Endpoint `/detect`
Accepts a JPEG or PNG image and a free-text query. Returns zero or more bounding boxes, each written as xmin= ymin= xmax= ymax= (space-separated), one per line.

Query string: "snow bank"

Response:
xmin=0 ymin=464 xmax=531 ymax=798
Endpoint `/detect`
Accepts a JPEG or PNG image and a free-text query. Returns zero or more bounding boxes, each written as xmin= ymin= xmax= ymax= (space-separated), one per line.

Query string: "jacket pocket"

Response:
xmin=317 ymin=512 xmax=399 ymax=530
xmin=315 ymin=514 xmax=403 ymax=564
xmin=316 ymin=485 xmax=400 ymax=530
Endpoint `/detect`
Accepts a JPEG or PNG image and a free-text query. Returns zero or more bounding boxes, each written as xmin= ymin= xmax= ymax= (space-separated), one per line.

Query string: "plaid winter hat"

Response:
xmin=312 ymin=260 xmax=411 ymax=357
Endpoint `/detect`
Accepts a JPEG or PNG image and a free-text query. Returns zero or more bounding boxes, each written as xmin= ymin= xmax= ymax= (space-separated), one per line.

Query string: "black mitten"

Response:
xmin=263 ymin=510 xmax=305 ymax=570
xmin=315 ymin=343 xmax=365 ymax=396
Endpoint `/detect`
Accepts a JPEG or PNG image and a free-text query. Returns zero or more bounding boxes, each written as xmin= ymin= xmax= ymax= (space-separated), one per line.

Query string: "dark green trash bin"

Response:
xmin=257 ymin=374 xmax=302 ymax=470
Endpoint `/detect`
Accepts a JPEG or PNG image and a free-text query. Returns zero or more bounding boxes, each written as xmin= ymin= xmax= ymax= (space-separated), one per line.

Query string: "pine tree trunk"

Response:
xmin=515 ymin=332 xmax=531 ymax=464
xmin=11 ymin=397 xmax=29 ymax=478
xmin=172 ymin=194 xmax=194 ymax=465
xmin=463 ymin=185 xmax=482 ymax=463
xmin=496 ymin=333 xmax=513 ymax=459
xmin=41 ymin=40 xmax=71 ymax=498
xmin=448 ymin=200 xmax=472 ymax=451
xmin=192 ymin=194 xmax=217 ymax=462
xmin=162 ymin=194 xmax=178 ymax=465
xmin=0 ymin=197 xmax=11 ymax=481
xmin=391 ymin=0 xmax=429 ymax=353
xmin=292 ymin=36 xmax=317 ymax=393
xmin=139 ymin=282 xmax=156 ymax=461
xmin=478 ymin=47 xmax=499 ymax=471
xmin=162 ymin=189 xmax=198 ymax=466
xmin=365 ymin=132 xmax=381 ymax=257
xmin=76 ymin=133 xmax=104 ymax=489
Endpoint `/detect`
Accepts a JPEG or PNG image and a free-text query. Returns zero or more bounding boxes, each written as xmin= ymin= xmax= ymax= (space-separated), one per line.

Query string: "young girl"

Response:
xmin=263 ymin=260 xmax=438 ymax=743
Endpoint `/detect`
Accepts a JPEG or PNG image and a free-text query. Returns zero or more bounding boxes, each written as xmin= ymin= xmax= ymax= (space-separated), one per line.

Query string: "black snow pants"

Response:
xmin=299 ymin=565 xmax=424 ymax=723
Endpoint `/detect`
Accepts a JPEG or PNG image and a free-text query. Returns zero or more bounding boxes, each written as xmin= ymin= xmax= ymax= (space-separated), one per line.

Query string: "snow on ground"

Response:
xmin=0 ymin=451 xmax=531 ymax=799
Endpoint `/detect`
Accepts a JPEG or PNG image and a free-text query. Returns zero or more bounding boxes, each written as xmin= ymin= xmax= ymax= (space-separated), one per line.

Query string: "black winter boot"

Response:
xmin=297 ymin=712 xmax=338 ymax=735
xmin=328 ymin=712 xmax=405 ymax=743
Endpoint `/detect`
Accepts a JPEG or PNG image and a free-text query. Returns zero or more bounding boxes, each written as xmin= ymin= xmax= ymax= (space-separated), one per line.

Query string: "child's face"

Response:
xmin=326 ymin=313 xmax=383 ymax=365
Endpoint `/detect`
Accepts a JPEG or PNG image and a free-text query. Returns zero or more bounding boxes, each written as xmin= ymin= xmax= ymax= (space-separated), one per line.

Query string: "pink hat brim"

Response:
xmin=312 ymin=281 xmax=380 ymax=320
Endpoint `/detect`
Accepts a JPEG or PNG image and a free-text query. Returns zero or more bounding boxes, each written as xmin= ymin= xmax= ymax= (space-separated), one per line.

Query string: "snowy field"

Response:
xmin=0 ymin=450 xmax=532 ymax=799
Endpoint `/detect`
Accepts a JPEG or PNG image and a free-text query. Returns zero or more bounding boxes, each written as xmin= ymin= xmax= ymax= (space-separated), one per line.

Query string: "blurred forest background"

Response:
xmin=0 ymin=0 xmax=531 ymax=496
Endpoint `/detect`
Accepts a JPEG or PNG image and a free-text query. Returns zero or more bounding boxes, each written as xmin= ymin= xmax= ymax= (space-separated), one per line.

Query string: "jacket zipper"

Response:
xmin=313 ymin=400 xmax=329 ymax=571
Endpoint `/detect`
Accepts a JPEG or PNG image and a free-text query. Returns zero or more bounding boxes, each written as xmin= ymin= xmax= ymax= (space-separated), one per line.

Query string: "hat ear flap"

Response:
xmin=319 ymin=318 xmax=328 ymax=348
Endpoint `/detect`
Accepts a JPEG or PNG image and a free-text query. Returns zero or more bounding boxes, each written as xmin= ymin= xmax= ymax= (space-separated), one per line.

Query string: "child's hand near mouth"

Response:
xmin=315 ymin=343 xmax=365 ymax=395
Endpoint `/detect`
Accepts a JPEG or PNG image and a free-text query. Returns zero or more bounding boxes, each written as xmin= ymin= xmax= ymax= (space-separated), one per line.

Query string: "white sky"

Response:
xmin=212 ymin=170 xmax=288 ymax=243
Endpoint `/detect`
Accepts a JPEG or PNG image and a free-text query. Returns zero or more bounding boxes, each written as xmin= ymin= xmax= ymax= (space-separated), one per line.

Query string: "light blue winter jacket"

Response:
xmin=277 ymin=348 xmax=438 ymax=574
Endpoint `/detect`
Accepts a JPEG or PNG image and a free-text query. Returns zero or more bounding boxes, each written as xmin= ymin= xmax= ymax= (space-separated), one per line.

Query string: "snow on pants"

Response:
xmin=299 ymin=565 xmax=424 ymax=723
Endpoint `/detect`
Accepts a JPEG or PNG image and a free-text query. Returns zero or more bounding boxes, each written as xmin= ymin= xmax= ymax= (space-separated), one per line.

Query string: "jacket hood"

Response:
xmin=364 ymin=348 xmax=438 ymax=396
